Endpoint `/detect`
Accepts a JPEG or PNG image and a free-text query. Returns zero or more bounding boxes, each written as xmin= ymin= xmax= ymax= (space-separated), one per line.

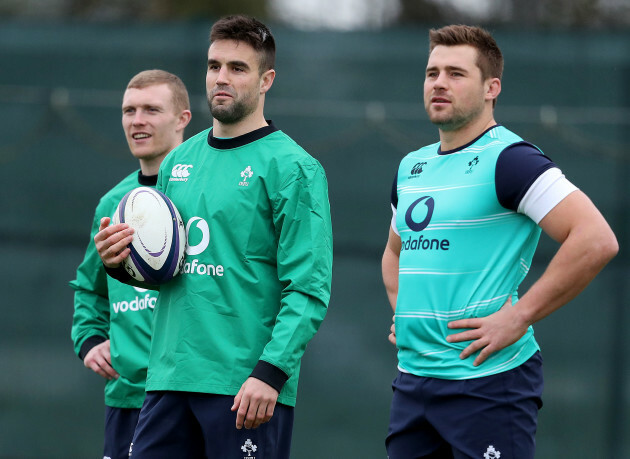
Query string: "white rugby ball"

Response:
xmin=112 ymin=187 xmax=186 ymax=285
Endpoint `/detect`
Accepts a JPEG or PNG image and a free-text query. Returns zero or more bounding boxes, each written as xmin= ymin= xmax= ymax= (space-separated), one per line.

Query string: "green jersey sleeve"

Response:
xmin=257 ymin=161 xmax=333 ymax=382
xmin=70 ymin=205 xmax=110 ymax=357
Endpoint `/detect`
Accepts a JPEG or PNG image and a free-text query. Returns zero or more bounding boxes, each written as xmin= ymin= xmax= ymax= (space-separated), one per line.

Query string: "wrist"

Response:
xmin=78 ymin=335 xmax=107 ymax=360
xmin=249 ymin=360 xmax=289 ymax=393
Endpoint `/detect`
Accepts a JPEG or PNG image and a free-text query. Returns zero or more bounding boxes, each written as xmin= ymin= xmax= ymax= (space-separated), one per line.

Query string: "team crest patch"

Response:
xmin=241 ymin=438 xmax=258 ymax=457
xmin=465 ymin=156 xmax=479 ymax=174
xmin=239 ymin=166 xmax=253 ymax=186
xmin=483 ymin=445 xmax=501 ymax=458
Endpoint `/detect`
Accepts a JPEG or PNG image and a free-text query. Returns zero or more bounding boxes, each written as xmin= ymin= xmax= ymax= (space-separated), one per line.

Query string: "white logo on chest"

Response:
xmin=239 ymin=166 xmax=253 ymax=186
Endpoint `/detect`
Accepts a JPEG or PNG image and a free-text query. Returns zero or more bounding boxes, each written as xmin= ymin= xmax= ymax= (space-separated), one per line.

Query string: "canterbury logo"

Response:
xmin=410 ymin=161 xmax=427 ymax=176
xmin=170 ymin=164 xmax=193 ymax=182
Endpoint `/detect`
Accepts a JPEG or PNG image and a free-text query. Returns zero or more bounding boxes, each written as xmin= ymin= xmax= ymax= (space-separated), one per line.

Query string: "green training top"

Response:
xmin=70 ymin=170 xmax=157 ymax=408
xmin=146 ymin=123 xmax=333 ymax=407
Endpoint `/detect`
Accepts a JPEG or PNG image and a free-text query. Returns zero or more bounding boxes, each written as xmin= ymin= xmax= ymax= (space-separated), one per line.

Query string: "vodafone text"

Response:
xmin=401 ymin=234 xmax=450 ymax=251
xmin=112 ymin=294 xmax=157 ymax=313
xmin=182 ymin=258 xmax=224 ymax=277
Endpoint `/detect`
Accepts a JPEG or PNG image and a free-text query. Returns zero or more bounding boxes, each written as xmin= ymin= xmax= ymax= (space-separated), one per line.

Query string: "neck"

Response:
xmin=439 ymin=113 xmax=497 ymax=152
xmin=212 ymin=98 xmax=268 ymax=138
xmin=212 ymin=115 xmax=268 ymax=139
xmin=139 ymin=159 xmax=160 ymax=176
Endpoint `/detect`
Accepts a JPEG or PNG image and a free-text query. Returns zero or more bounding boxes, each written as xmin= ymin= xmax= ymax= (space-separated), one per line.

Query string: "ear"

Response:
xmin=485 ymin=77 xmax=501 ymax=103
xmin=176 ymin=110 xmax=192 ymax=132
xmin=259 ymin=69 xmax=276 ymax=95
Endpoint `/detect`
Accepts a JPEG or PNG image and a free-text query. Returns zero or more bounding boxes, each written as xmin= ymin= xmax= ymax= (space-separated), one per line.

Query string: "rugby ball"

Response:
xmin=112 ymin=187 xmax=186 ymax=285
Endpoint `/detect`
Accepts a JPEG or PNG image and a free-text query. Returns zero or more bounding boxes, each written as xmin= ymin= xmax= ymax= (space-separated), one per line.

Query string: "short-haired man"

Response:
xmin=71 ymin=69 xmax=191 ymax=459
xmin=382 ymin=25 xmax=618 ymax=458
xmin=93 ymin=16 xmax=333 ymax=459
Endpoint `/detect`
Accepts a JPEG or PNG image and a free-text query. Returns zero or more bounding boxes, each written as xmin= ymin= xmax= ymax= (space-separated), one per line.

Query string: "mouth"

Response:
xmin=132 ymin=133 xmax=151 ymax=140
xmin=213 ymin=90 xmax=233 ymax=99
xmin=431 ymin=96 xmax=450 ymax=104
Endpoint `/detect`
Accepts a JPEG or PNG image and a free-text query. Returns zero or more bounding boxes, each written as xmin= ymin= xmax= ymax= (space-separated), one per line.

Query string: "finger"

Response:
xmin=99 ymin=357 xmax=119 ymax=380
xmin=94 ymin=222 xmax=130 ymax=243
xmin=265 ymin=400 xmax=275 ymax=421
xmin=459 ymin=338 xmax=488 ymax=360
xmin=106 ymin=229 xmax=134 ymax=249
xmin=236 ymin=396 xmax=250 ymax=430
xmin=446 ymin=330 xmax=481 ymax=344
xmin=101 ymin=234 xmax=134 ymax=265
xmin=388 ymin=333 xmax=397 ymax=346
xmin=94 ymin=354 xmax=119 ymax=379
xmin=86 ymin=358 xmax=115 ymax=380
xmin=447 ymin=319 xmax=480 ymax=330
xmin=473 ymin=347 xmax=494 ymax=366
xmin=98 ymin=217 xmax=111 ymax=232
xmin=260 ymin=399 xmax=275 ymax=425
xmin=244 ymin=399 xmax=261 ymax=429
xmin=251 ymin=402 xmax=268 ymax=429
xmin=231 ymin=387 xmax=244 ymax=412
xmin=101 ymin=343 xmax=112 ymax=362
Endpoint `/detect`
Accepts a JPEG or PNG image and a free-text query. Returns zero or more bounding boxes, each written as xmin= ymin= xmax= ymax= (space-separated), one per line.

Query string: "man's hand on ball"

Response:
xmin=94 ymin=217 xmax=134 ymax=268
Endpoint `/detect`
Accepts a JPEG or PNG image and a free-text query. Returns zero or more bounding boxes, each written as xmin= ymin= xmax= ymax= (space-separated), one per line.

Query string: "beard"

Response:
xmin=424 ymin=88 xmax=486 ymax=132
xmin=207 ymin=87 xmax=258 ymax=125
xmin=430 ymin=110 xmax=478 ymax=132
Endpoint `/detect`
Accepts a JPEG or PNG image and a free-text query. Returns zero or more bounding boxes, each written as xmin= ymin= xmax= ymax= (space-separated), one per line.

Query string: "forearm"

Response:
xmin=382 ymin=247 xmax=399 ymax=311
xmin=260 ymin=291 xmax=328 ymax=383
xmin=515 ymin=222 xmax=618 ymax=326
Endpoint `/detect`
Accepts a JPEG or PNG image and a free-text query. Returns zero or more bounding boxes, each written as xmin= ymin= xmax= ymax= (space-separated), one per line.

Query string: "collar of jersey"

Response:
xmin=207 ymin=121 xmax=278 ymax=150
xmin=137 ymin=170 xmax=158 ymax=186
xmin=438 ymin=124 xmax=501 ymax=155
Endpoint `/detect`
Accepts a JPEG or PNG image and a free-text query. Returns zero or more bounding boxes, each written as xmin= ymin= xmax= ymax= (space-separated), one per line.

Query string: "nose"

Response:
xmin=132 ymin=110 xmax=146 ymax=125
xmin=432 ymin=71 xmax=448 ymax=89
xmin=215 ymin=66 xmax=230 ymax=85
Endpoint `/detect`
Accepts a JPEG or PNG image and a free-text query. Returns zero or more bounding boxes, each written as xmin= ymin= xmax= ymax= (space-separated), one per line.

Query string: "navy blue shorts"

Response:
xmin=386 ymin=352 xmax=544 ymax=459
xmin=104 ymin=406 xmax=141 ymax=459
xmin=129 ymin=391 xmax=294 ymax=459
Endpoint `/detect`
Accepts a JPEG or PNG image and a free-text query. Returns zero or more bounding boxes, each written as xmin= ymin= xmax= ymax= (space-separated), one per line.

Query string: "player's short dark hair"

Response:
xmin=429 ymin=25 xmax=503 ymax=82
xmin=127 ymin=69 xmax=190 ymax=113
xmin=209 ymin=15 xmax=276 ymax=74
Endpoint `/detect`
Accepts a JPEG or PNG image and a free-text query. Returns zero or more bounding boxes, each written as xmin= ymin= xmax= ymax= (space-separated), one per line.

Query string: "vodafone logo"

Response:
xmin=186 ymin=217 xmax=210 ymax=255
xmin=182 ymin=216 xmax=224 ymax=277
xmin=170 ymin=164 xmax=193 ymax=182
xmin=401 ymin=196 xmax=450 ymax=252
xmin=405 ymin=196 xmax=435 ymax=232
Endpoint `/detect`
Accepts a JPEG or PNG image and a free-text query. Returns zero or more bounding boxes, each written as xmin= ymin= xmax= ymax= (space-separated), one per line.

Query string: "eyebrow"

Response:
xmin=207 ymin=58 xmax=251 ymax=70
xmin=122 ymin=103 xmax=163 ymax=112
xmin=426 ymin=65 xmax=469 ymax=74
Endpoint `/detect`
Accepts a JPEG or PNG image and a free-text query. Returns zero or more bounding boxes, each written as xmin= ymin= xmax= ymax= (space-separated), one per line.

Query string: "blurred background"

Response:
xmin=1 ymin=0 xmax=629 ymax=457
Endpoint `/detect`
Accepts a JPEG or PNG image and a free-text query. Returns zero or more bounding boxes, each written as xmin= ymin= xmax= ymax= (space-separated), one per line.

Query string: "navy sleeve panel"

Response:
xmin=250 ymin=360 xmax=289 ymax=393
xmin=496 ymin=142 xmax=557 ymax=211
xmin=391 ymin=171 xmax=398 ymax=209
xmin=104 ymin=264 xmax=133 ymax=283
xmin=78 ymin=335 xmax=107 ymax=360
